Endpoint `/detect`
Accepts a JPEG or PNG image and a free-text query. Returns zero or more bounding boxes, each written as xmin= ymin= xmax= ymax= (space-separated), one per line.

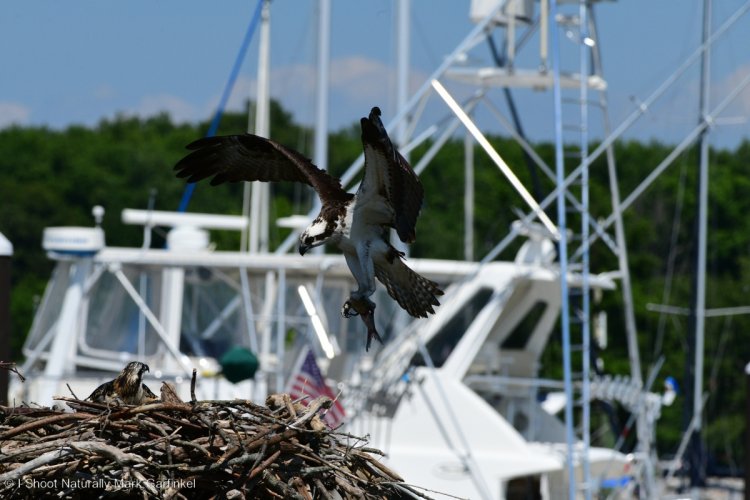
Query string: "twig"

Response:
xmin=65 ymin=383 xmax=79 ymax=400
xmin=190 ymin=368 xmax=197 ymax=403
xmin=67 ymin=440 xmax=149 ymax=466
xmin=290 ymin=396 xmax=332 ymax=428
xmin=0 ymin=412 xmax=93 ymax=439
xmin=0 ymin=361 xmax=25 ymax=382
xmin=392 ymin=482 xmax=469 ymax=500
xmin=248 ymin=449 xmax=281 ymax=480
xmin=0 ymin=447 xmax=74 ymax=482
xmin=262 ymin=469 xmax=306 ymax=500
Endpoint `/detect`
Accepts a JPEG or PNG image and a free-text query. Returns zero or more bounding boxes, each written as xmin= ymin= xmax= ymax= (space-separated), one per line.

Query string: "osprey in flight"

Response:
xmin=86 ymin=361 xmax=157 ymax=405
xmin=175 ymin=107 xmax=443 ymax=350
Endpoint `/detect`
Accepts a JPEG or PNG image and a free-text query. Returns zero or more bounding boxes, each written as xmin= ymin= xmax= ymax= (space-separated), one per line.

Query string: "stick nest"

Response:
xmin=0 ymin=389 xmax=427 ymax=499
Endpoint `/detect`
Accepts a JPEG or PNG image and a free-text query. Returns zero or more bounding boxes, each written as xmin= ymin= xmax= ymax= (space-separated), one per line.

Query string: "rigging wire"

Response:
xmin=652 ymin=158 xmax=689 ymax=359
xmin=177 ymin=0 xmax=264 ymax=213
xmin=710 ymin=321 xmax=741 ymax=476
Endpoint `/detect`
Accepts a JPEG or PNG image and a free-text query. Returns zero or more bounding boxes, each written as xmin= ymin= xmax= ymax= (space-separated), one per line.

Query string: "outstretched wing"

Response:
xmin=373 ymin=246 xmax=443 ymax=318
xmin=174 ymin=134 xmax=351 ymax=204
xmin=358 ymin=107 xmax=424 ymax=243
xmin=142 ymin=383 xmax=158 ymax=403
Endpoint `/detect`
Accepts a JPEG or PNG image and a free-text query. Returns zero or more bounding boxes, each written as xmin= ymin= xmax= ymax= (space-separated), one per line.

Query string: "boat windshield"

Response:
xmin=416 ymin=287 xmax=495 ymax=367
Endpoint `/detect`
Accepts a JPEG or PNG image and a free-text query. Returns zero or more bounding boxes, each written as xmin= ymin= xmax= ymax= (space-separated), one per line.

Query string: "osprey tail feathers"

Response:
xmin=373 ymin=249 xmax=443 ymax=319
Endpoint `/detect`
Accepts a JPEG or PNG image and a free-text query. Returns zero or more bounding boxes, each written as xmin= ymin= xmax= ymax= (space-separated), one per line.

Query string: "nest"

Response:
xmin=0 ymin=384 xmax=432 ymax=499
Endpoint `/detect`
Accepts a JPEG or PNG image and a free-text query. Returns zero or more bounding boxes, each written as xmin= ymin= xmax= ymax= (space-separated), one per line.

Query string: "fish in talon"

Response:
xmin=342 ymin=297 xmax=382 ymax=350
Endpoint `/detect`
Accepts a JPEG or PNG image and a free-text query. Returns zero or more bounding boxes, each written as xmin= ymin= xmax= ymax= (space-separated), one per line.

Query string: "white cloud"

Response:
xmin=204 ymin=56 xmax=430 ymax=131
xmin=99 ymin=56 xmax=429 ymax=133
xmin=0 ymin=102 xmax=31 ymax=128
xmin=714 ymin=63 xmax=750 ymax=114
xmin=330 ymin=56 xmax=395 ymax=102
xmin=201 ymin=75 xmax=257 ymax=120
xmin=93 ymin=84 xmax=117 ymax=101
xmin=0 ymin=56 xmax=428 ymax=133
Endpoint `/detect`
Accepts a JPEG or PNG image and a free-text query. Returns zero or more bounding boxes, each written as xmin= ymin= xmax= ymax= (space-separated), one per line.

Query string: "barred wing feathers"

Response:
xmin=174 ymin=134 xmax=352 ymax=204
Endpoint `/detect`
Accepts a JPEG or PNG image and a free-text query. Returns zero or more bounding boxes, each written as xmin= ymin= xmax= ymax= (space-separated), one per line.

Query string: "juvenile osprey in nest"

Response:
xmin=175 ymin=107 xmax=443 ymax=350
xmin=86 ymin=361 xmax=157 ymax=405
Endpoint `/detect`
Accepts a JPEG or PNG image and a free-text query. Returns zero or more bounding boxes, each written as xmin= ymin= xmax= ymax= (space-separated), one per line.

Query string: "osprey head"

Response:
xmin=298 ymin=216 xmax=334 ymax=255
xmin=124 ymin=361 xmax=149 ymax=378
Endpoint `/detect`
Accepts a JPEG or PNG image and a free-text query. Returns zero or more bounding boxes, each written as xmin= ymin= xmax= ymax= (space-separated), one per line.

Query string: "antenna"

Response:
xmin=92 ymin=205 xmax=105 ymax=228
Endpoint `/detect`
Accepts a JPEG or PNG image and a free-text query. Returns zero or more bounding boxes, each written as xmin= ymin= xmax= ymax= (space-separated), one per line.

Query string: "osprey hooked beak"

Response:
xmin=130 ymin=362 xmax=150 ymax=377
xmin=298 ymin=224 xmax=327 ymax=255
xmin=298 ymin=233 xmax=314 ymax=255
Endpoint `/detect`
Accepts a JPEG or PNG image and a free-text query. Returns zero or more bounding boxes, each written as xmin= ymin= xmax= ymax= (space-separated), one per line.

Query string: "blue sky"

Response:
xmin=2 ymin=1 xmax=749 ymax=149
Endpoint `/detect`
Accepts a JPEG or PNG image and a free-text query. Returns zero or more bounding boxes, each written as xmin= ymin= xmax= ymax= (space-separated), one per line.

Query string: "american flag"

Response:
xmin=287 ymin=348 xmax=346 ymax=428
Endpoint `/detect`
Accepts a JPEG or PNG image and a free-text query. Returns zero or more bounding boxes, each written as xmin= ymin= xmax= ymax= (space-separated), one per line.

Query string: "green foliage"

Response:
xmin=1 ymin=101 xmax=749 ymax=471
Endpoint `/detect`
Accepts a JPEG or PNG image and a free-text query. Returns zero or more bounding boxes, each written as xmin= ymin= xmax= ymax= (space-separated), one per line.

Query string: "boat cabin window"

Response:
xmin=84 ymin=267 xmax=162 ymax=356
xmin=501 ymin=300 xmax=547 ymax=350
xmin=506 ymin=475 xmax=543 ymax=500
xmin=179 ymin=269 xmax=248 ymax=359
xmin=23 ymin=262 xmax=72 ymax=356
xmin=412 ymin=287 xmax=494 ymax=368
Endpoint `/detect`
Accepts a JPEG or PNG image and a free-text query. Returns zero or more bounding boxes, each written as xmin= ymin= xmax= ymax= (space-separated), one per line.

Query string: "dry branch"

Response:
xmin=0 ymin=361 xmax=26 ymax=382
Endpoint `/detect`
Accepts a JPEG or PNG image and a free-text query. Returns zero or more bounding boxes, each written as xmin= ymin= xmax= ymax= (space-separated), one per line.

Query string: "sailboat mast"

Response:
xmin=686 ymin=0 xmax=712 ymax=489
xmin=314 ymin=0 xmax=331 ymax=172
xmin=247 ymin=0 xmax=271 ymax=254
